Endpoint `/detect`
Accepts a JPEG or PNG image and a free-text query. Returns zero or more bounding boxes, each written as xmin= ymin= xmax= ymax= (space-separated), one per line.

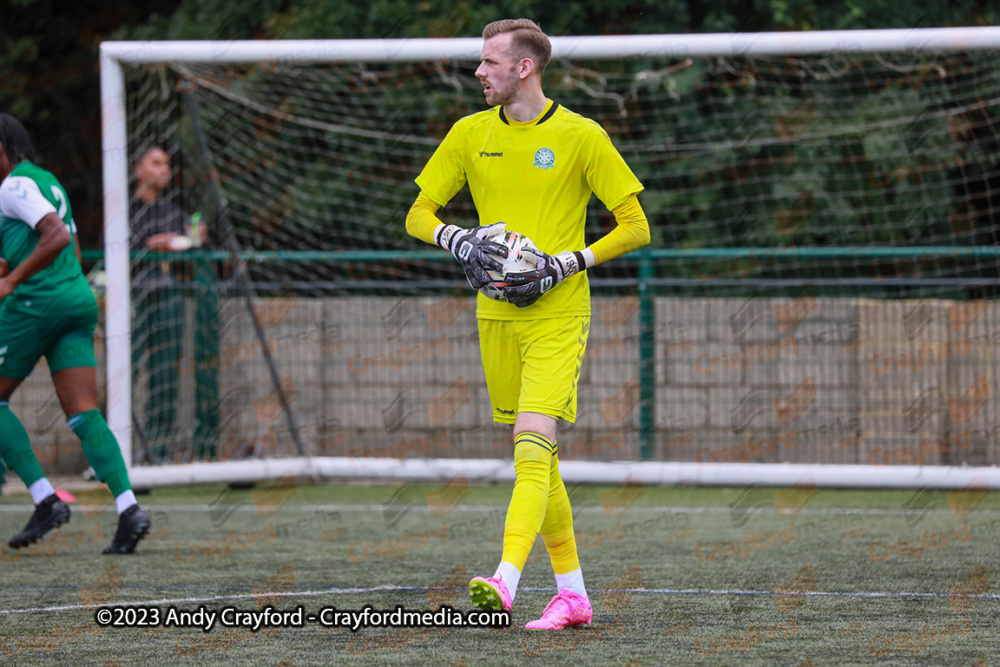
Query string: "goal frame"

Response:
xmin=101 ymin=27 xmax=1000 ymax=489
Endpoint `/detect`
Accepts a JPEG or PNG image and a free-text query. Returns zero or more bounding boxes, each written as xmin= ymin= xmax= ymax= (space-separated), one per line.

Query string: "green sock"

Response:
xmin=68 ymin=409 xmax=132 ymax=496
xmin=0 ymin=402 xmax=45 ymax=487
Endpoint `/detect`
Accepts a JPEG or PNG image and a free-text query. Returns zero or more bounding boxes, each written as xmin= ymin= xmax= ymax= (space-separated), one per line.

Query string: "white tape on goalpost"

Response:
xmin=123 ymin=455 xmax=1000 ymax=490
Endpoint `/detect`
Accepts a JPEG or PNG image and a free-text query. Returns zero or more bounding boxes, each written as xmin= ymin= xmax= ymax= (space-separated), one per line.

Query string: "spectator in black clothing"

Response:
xmin=130 ymin=146 xmax=218 ymax=463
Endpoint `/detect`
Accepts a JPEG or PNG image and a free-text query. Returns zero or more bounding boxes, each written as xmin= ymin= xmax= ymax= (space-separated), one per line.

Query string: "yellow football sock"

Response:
xmin=540 ymin=454 xmax=581 ymax=575
xmin=501 ymin=432 xmax=555 ymax=571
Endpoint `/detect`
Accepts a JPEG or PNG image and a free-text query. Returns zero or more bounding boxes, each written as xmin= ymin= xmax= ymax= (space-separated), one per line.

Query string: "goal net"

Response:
xmin=100 ymin=28 xmax=1000 ymax=488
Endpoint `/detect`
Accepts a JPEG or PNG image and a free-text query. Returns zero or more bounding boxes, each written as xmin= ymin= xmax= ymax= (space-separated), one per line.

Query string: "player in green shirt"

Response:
xmin=0 ymin=113 xmax=150 ymax=554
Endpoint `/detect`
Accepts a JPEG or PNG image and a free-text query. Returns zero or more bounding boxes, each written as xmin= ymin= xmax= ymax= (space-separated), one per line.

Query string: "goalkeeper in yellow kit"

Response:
xmin=406 ymin=18 xmax=650 ymax=630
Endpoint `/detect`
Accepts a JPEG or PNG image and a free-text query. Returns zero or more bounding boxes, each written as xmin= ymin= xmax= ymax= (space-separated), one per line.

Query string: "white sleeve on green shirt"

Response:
xmin=0 ymin=176 xmax=57 ymax=228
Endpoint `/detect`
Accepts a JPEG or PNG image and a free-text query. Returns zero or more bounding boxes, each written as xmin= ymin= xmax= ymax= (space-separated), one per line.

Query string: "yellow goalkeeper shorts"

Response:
xmin=478 ymin=316 xmax=590 ymax=424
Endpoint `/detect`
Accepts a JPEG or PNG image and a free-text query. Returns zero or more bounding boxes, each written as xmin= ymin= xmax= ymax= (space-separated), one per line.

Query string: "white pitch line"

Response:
xmin=1 ymin=586 xmax=996 ymax=616
xmin=605 ymin=588 xmax=1000 ymax=601
xmin=300 ymin=505 xmax=1000 ymax=517
xmin=0 ymin=504 xmax=992 ymax=517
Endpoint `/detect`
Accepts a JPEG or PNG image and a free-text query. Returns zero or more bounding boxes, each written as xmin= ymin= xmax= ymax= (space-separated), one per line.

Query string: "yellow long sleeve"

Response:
xmin=587 ymin=194 xmax=650 ymax=266
xmin=405 ymin=191 xmax=444 ymax=246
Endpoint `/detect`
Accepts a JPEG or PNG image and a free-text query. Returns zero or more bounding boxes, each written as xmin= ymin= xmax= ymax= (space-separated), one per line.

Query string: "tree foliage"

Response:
xmin=0 ymin=0 xmax=183 ymax=247
xmin=0 ymin=0 xmax=993 ymax=251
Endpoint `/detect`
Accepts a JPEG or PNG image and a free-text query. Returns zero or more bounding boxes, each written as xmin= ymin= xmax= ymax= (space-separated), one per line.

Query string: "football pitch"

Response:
xmin=0 ymin=481 xmax=997 ymax=666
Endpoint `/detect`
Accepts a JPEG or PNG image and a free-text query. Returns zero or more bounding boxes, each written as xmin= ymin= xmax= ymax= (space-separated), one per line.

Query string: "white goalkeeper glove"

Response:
xmin=502 ymin=248 xmax=584 ymax=308
xmin=436 ymin=222 xmax=509 ymax=290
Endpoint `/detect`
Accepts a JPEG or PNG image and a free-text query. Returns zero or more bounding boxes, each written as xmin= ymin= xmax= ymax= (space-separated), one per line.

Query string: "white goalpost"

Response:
xmin=101 ymin=27 xmax=1000 ymax=489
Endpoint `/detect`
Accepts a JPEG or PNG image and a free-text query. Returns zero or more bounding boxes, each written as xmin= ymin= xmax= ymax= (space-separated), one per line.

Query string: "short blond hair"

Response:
xmin=482 ymin=19 xmax=552 ymax=75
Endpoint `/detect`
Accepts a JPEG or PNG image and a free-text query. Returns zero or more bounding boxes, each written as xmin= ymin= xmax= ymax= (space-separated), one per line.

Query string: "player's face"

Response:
xmin=476 ymin=34 xmax=521 ymax=107
xmin=137 ymin=149 xmax=171 ymax=190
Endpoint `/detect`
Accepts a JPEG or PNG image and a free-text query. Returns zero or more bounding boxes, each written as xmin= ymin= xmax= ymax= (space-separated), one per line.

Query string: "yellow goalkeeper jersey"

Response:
xmin=415 ymin=99 xmax=644 ymax=321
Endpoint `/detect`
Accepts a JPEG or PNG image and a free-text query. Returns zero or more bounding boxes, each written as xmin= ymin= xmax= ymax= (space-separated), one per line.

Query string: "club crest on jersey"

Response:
xmin=533 ymin=147 xmax=555 ymax=169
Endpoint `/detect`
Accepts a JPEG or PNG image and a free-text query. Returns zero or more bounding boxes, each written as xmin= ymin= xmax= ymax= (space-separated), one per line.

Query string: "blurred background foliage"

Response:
xmin=0 ymin=0 xmax=994 ymax=250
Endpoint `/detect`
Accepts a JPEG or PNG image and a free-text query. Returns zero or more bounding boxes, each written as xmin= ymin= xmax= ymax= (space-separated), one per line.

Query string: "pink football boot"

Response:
xmin=524 ymin=589 xmax=593 ymax=630
xmin=468 ymin=576 xmax=513 ymax=612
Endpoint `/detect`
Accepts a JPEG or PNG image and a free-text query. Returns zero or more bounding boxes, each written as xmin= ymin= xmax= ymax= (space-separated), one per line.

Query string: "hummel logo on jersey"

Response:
xmin=478 ymin=151 xmax=503 ymax=157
